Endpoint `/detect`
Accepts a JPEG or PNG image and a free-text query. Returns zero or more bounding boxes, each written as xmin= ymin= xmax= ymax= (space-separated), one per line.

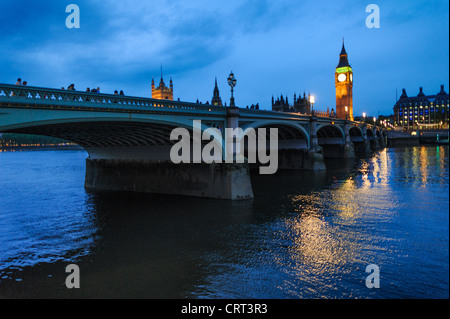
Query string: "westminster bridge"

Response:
xmin=0 ymin=83 xmax=385 ymax=200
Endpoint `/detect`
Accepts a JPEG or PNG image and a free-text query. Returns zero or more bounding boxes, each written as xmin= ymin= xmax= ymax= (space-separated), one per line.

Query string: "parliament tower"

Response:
xmin=151 ymin=67 xmax=173 ymax=100
xmin=335 ymin=41 xmax=353 ymax=120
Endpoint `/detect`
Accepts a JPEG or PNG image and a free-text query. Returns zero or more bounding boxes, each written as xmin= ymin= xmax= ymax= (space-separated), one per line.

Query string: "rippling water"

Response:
xmin=0 ymin=146 xmax=448 ymax=298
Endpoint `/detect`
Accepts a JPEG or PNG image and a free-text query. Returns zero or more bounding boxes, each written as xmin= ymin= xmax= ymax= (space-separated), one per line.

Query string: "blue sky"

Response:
xmin=0 ymin=0 xmax=448 ymax=116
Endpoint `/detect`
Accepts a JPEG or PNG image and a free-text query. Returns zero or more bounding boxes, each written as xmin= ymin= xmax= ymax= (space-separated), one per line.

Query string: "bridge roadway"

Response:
xmin=0 ymin=83 xmax=385 ymax=200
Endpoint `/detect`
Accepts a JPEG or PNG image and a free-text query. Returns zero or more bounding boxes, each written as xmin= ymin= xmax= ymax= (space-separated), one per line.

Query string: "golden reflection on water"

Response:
xmin=419 ymin=146 xmax=428 ymax=186
xmin=278 ymin=149 xmax=403 ymax=295
xmin=437 ymin=146 xmax=447 ymax=181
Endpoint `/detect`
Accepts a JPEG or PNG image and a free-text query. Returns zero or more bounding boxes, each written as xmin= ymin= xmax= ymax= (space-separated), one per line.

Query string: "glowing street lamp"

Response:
xmin=345 ymin=106 xmax=348 ymax=120
xmin=363 ymin=112 xmax=366 ymax=123
xmin=227 ymin=71 xmax=237 ymax=107
xmin=310 ymin=95 xmax=315 ymax=115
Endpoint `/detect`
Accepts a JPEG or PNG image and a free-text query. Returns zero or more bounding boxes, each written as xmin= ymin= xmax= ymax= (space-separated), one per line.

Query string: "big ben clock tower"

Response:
xmin=335 ymin=41 xmax=353 ymax=121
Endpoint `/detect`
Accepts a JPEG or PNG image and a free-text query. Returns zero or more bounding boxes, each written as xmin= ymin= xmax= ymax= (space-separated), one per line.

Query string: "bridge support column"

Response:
xmin=378 ymin=130 xmax=386 ymax=148
xmin=277 ymin=148 xmax=325 ymax=171
xmin=343 ymin=121 xmax=356 ymax=159
xmin=370 ymin=129 xmax=380 ymax=151
xmin=84 ymin=159 xmax=254 ymax=200
xmin=361 ymin=124 xmax=372 ymax=156
xmin=305 ymin=116 xmax=326 ymax=171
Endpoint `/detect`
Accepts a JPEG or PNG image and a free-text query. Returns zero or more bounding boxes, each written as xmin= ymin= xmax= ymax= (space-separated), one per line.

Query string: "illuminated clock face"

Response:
xmin=338 ymin=73 xmax=347 ymax=82
xmin=350 ymin=74 xmax=353 ymax=82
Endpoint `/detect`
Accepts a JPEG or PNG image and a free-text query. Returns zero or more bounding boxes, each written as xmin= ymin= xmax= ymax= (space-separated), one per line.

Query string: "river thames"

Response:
xmin=0 ymin=145 xmax=448 ymax=299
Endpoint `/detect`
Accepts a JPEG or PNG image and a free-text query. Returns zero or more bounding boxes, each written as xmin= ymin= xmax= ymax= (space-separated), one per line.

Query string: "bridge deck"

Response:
xmin=0 ymin=83 xmax=370 ymax=127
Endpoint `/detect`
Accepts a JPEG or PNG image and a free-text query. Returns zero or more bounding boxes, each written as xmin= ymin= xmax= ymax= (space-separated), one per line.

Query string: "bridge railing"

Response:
xmin=0 ymin=83 xmax=225 ymax=113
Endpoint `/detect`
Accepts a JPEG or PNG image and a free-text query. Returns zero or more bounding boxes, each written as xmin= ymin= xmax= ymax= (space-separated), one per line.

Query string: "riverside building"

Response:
xmin=393 ymin=85 xmax=449 ymax=129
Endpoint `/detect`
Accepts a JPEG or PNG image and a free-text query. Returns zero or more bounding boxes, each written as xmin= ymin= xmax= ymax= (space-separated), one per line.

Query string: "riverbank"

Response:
xmin=386 ymin=129 xmax=449 ymax=147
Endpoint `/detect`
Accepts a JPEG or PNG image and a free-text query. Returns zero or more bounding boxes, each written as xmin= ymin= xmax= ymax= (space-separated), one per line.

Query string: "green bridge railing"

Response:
xmin=0 ymin=83 xmax=226 ymax=113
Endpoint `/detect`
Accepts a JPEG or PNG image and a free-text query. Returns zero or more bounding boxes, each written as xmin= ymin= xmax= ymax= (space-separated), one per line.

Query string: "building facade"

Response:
xmin=335 ymin=42 xmax=354 ymax=121
xmin=393 ymin=85 xmax=449 ymax=129
xmin=272 ymin=92 xmax=311 ymax=114
xmin=151 ymin=76 xmax=173 ymax=100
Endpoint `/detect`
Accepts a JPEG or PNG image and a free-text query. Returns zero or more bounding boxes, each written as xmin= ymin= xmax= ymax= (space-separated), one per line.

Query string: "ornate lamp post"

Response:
xmin=227 ymin=71 xmax=237 ymax=107
xmin=363 ymin=112 xmax=366 ymax=123
xmin=345 ymin=106 xmax=348 ymax=120
xmin=309 ymin=95 xmax=315 ymax=115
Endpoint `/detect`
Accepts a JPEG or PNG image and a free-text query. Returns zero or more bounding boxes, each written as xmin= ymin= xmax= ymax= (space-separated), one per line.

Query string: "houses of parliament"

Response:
xmin=152 ymin=42 xmax=356 ymax=121
xmin=151 ymin=70 xmax=223 ymax=107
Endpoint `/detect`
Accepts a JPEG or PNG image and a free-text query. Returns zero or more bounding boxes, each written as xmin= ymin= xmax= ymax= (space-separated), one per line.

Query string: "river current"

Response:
xmin=0 ymin=146 xmax=448 ymax=298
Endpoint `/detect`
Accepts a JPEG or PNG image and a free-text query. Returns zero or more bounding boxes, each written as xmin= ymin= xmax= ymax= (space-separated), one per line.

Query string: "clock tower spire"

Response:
xmin=335 ymin=40 xmax=353 ymax=120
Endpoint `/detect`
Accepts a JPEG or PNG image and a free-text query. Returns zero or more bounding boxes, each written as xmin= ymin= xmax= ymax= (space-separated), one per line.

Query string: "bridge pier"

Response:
xmin=370 ymin=129 xmax=381 ymax=151
xmin=370 ymin=139 xmax=380 ymax=151
xmin=277 ymin=148 xmax=326 ymax=171
xmin=343 ymin=121 xmax=356 ymax=159
xmin=353 ymin=125 xmax=372 ymax=156
xmin=378 ymin=131 xmax=386 ymax=148
xmin=84 ymin=159 xmax=254 ymax=200
xmin=308 ymin=116 xmax=326 ymax=171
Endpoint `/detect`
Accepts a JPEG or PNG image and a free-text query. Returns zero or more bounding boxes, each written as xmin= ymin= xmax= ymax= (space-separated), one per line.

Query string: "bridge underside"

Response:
xmin=317 ymin=125 xmax=351 ymax=158
xmin=5 ymin=121 xmax=255 ymax=200
xmin=6 ymin=121 xmax=178 ymax=159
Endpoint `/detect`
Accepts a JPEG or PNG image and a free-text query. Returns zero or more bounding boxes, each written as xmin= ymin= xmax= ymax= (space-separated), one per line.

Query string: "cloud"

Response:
xmin=0 ymin=0 xmax=448 ymax=115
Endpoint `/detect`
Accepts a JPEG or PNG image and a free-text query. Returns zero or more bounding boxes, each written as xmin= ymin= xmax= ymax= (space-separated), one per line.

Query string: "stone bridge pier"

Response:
xmin=85 ymin=106 xmax=254 ymax=201
xmin=351 ymin=124 xmax=372 ymax=156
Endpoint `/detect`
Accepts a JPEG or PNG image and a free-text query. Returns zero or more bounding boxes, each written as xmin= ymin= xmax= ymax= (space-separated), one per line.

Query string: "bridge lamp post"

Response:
xmin=309 ymin=95 xmax=315 ymax=115
xmin=227 ymin=71 xmax=237 ymax=107
xmin=373 ymin=117 xmax=376 ymax=127
xmin=345 ymin=106 xmax=348 ymax=120
xmin=363 ymin=112 xmax=366 ymax=123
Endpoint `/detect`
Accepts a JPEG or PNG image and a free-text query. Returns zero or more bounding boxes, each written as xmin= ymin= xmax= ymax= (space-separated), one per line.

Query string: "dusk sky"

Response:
xmin=0 ymin=0 xmax=448 ymax=116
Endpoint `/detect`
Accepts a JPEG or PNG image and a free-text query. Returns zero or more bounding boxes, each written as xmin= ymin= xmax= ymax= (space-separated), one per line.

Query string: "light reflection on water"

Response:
xmin=0 ymin=146 xmax=448 ymax=298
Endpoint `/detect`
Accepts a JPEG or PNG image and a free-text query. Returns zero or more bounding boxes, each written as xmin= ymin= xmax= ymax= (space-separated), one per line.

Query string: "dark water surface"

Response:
xmin=0 ymin=146 xmax=448 ymax=298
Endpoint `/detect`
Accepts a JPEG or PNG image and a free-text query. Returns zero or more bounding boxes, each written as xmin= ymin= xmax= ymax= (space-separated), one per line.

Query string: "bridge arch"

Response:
xmin=316 ymin=124 xmax=345 ymax=145
xmin=349 ymin=126 xmax=363 ymax=142
xmin=241 ymin=120 xmax=310 ymax=150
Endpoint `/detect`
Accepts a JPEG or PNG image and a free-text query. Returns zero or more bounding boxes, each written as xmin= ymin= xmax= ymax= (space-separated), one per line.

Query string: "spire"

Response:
xmin=211 ymin=77 xmax=222 ymax=106
xmin=337 ymin=39 xmax=351 ymax=68
xmin=340 ymin=38 xmax=347 ymax=56
xmin=159 ymin=64 xmax=164 ymax=86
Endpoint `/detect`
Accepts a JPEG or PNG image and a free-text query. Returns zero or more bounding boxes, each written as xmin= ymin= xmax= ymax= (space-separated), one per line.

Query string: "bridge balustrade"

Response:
xmin=0 ymin=83 xmax=224 ymax=113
